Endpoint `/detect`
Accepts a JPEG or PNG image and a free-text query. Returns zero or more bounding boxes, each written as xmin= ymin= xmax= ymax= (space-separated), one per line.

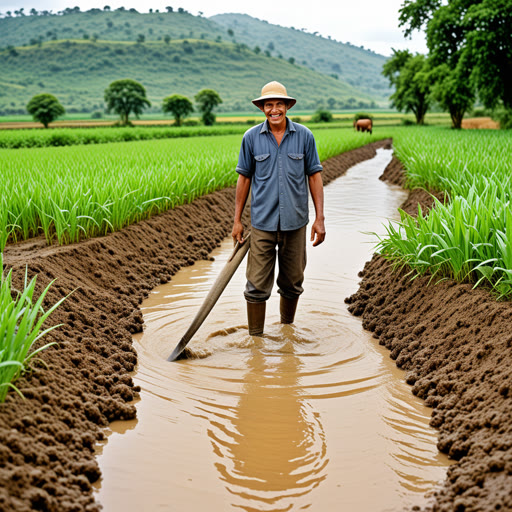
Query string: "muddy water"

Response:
xmin=94 ymin=149 xmax=451 ymax=511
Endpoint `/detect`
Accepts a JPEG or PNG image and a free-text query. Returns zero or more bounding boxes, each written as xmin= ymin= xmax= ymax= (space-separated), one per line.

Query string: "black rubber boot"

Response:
xmin=280 ymin=296 xmax=299 ymax=324
xmin=247 ymin=301 xmax=266 ymax=336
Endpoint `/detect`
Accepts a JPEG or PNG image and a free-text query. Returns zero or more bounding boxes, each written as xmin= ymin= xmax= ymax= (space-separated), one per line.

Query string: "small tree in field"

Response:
xmin=162 ymin=94 xmax=194 ymax=126
xmin=104 ymin=79 xmax=151 ymax=125
xmin=26 ymin=93 xmax=65 ymax=128
xmin=194 ymin=88 xmax=222 ymax=126
xmin=382 ymin=50 xmax=431 ymax=125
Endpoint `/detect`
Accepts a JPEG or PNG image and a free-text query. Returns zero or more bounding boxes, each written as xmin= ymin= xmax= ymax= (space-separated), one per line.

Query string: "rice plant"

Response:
xmin=0 ymin=128 xmax=393 ymax=251
xmin=377 ymin=126 xmax=512 ymax=299
xmin=0 ymin=255 xmax=66 ymax=402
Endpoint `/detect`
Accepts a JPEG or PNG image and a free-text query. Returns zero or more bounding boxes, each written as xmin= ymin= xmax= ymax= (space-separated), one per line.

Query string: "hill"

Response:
xmin=0 ymin=8 xmax=226 ymax=47
xmin=0 ymin=8 xmax=390 ymax=114
xmin=211 ymin=13 xmax=390 ymax=101
xmin=0 ymin=39 xmax=375 ymax=114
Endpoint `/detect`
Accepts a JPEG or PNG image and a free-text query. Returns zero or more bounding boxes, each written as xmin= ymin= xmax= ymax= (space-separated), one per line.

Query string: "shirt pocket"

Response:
xmin=254 ymin=153 xmax=272 ymax=179
xmin=287 ymin=153 xmax=305 ymax=179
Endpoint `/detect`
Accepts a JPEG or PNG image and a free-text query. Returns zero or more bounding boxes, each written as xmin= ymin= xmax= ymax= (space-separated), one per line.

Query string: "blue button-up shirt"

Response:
xmin=236 ymin=118 xmax=323 ymax=231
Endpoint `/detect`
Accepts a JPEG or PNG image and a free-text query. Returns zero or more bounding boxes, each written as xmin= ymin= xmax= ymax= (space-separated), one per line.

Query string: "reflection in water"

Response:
xmin=207 ymin=338 xmax=327 ymax=511
xmin=94 ymin=149 xmax=452 ymax=512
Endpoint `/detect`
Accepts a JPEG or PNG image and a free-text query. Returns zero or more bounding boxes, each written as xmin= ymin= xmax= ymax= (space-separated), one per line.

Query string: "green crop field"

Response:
xmin=376 ymin=126 xmax=512 ymax=299
xmin=0 ymin=126 xmax=392 ymax=398
xmin=0 ymin=128 xmax=393 ymax=251
xmin=0 ymin=113 xmax=452 ymax=149
xmin=3 ymin=123 xmax=510 ymax=400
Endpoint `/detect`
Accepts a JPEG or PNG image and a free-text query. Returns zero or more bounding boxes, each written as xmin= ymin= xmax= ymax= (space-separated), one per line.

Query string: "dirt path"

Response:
xmin=0 ymin=140 xmax=389 ymax=511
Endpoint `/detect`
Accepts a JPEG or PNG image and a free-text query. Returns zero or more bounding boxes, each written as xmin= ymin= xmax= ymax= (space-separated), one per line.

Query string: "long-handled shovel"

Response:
xmin=167 ymin=232 xmax=251 ymax=361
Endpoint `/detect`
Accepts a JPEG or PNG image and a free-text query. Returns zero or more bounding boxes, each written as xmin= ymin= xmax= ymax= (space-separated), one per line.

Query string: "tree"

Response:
xmin=430 ymin=62 xmax=474 ymax=129
xmin=136 ymin=34 xmax=145 ymax=43
xmin=194 ymin=89 xmax=222 ymax=126
xmin=104 ymin=79 xmax=151 ymax=125
xmin=399 ymin=0 xmax=512 ymax=112
xmin=162 ymin=94 xmax=194 ymax=126
xmin=26 ymin=93 xmax=65 ymax=128
xmin=311 ymin=109 xmax=333 ymax=123
xmin=382 ymin=50 xmax=431 ymax=125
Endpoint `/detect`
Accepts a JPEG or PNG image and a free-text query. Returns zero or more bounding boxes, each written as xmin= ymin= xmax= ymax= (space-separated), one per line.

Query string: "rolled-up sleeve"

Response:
xmin=235 ymin=134 xmax=254 ymax=177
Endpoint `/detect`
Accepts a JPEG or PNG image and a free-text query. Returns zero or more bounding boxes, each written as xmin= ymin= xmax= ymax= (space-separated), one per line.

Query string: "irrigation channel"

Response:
xmin=93 ymin=148 xmax=451 ymax=511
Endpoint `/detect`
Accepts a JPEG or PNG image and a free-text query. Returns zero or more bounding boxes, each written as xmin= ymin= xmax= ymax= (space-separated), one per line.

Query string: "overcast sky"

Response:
xmin=0 ymin=0 xmax=428 ymax=57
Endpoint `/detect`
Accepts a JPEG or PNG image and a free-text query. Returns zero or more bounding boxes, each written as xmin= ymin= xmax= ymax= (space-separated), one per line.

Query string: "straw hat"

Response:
xmin=252 ymin=81 xmax=296 ymax=109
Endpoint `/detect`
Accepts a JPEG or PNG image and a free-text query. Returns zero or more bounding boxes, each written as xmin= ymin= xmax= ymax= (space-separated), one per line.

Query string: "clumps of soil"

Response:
xmin=380 ymin=155 xmax=448 ymax=216
xmin=346 ymin=158 xmax=512 ymax=511
xmin=0 ymin=140 xmax=389 ymax=511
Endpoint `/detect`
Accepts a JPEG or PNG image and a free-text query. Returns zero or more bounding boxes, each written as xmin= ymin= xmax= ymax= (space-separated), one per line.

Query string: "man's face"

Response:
xmin=262 ymin=99 xmax=288 ymax=129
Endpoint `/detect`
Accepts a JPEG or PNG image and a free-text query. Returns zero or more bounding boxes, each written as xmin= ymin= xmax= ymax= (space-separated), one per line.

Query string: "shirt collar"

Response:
xmin=260 ymin=117 xmax=296 ymax=134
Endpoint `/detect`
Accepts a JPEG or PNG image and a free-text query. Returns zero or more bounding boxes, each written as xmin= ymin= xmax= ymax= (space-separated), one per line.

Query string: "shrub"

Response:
xmin=493 ymin=107 xmax=512 ymax=130
xmin=311 ymin=109 xmax=333 ymax=123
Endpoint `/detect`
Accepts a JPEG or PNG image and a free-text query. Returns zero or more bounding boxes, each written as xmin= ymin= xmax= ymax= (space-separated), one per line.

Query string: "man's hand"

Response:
xmin=232 ymin=220 xmax=245 ymax=244
xmin=310 ymin=218 xmax=326 ymax=247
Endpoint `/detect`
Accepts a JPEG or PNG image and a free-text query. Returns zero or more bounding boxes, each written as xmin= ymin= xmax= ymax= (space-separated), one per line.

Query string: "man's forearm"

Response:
xmin=232 ymin=174 xmax=251 ymax=243
xmin=308 ymin=172 xmax=325 ymax=221
xmin=234 ymin=174 xmax=251 ymax=222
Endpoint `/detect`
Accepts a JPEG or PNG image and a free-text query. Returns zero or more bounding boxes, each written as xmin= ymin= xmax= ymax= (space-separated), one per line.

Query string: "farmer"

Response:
xmin=231 ymin=81 xmax=325 ymax=335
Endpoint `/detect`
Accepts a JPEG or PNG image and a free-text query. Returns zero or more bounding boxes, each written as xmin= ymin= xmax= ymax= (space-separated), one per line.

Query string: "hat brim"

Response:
xmin=252 ymin=94 xmax=296 ymax=110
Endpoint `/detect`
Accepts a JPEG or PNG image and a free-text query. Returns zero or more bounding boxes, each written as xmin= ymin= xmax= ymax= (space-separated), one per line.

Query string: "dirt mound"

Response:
xmin=346 ymin=159 xmax=512 ymax=511
xmin=0 ymin=140 xmax=389 ymax=511
xmin=461 ymin=117 xmax=500 ymax=130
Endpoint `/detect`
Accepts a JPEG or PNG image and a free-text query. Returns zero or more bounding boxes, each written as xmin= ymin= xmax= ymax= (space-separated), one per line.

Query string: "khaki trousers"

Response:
xmin=244 ymin=226 xmax=307 ymax=303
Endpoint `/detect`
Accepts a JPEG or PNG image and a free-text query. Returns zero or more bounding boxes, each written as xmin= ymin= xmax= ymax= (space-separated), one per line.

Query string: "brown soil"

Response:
xmin=0 ymin=139 xmax=389 ymax=511
xmin=461 ymin=117 xmax=500 ymax=130
xmin=347 ymin=157 xmax=512 ymax=511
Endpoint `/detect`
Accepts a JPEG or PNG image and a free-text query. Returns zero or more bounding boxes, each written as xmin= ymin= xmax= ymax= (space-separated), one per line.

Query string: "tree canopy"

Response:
xmin=429 ymin=61 xmax=474 ymax=129
xmin=399 ymin=0 xmax=512 ymax=110
xmin=194 ymin=89 xmax=222 ymax=126
xmin=104 ymin=79 xmax=151 ymax=125
xmin=162 ymin=94 xmax=194 ymax=126
xmin=26 ymin=93 xmax=65 ymax=128
xmin=382 ymin=50 xmax=431 ymax=125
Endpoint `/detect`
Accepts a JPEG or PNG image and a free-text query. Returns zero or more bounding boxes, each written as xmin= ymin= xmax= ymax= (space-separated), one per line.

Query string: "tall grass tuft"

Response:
xmin=0 ymin=255 xmax=66 ymax=402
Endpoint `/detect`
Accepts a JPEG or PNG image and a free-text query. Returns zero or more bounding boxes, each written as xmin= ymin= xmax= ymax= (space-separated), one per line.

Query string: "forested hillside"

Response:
xmin=0 ymin=7 xmax=389 ymax=114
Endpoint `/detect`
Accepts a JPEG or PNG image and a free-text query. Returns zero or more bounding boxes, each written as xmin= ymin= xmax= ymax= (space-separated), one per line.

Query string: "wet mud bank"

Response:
xmin=0 ymin=139 xmax=389 ymax=511
xmin=347 ymin=156 xmax=512 ymax=512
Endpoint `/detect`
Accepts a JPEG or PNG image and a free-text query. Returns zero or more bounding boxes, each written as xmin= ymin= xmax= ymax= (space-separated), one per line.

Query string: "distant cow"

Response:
xmin=353 ymin=118 xmax=373 ymax=135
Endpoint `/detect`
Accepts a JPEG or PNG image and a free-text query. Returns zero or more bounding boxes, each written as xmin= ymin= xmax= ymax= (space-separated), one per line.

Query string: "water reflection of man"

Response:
xmin=231 ymin=81 xmax=326 ymax=336
xmin=207 ymin=340 xmax=327 ymax=511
